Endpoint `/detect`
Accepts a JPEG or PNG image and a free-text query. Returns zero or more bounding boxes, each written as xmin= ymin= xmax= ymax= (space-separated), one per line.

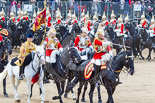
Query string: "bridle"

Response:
xmin=31 ymin=52 xmax=44 ymax=73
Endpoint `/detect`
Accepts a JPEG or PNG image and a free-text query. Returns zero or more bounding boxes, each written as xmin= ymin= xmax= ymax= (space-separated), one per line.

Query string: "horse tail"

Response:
xmin=0 ymin=63 xmax=9 ymax=82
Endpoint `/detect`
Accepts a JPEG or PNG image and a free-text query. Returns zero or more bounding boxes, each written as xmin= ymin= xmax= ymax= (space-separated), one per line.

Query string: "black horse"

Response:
xmin=13 ymin=20 xmax=29 ymax=48
xmin=0 ymin=18 xmax=7 ymax=29
xmin=65 ymin=51 xmax=134 ymax=103
xmin=0 ymin=38 xmax=12 ymax=97
xmin=44 ymin=44 xmax=81 ymax=103
xmin=138 ymin=28 xmax=154 ymax=60
xmin=106 ymin=25 xmax=133 ymax=55
xmin=124 ymin=22 xmax=141 ymax=58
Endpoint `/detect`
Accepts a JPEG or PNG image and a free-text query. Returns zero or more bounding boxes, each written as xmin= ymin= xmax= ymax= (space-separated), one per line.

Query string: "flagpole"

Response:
xmin=44 ymin=0 xmax=47 ymax=61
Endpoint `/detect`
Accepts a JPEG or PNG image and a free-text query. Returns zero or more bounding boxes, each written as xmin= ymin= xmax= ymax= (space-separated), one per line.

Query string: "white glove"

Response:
xmin=102 ymin=42 xmax=112 ymax=46
xmin=59 ymin=48 xmax=63 ymax=53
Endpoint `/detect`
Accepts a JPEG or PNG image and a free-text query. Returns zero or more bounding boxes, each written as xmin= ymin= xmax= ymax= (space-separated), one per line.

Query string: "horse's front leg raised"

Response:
xmin=38 ymin=80 xmax=45 ymax=103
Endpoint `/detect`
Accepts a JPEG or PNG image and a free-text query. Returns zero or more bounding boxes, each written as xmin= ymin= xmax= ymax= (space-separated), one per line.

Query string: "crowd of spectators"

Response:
xmin=0 ymin=0 xmax=154 ymax=20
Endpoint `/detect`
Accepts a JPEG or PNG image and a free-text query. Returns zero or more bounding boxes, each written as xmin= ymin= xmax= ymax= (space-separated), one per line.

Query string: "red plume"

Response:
xmin=0 ymin=35 xmax=3 ymax=41
xmin=2 ymin=17 xmax=5 ymax=21
xmin=57 ymin=19 xmax=61 ymax=24
xmin=48 ymin=17 xmax=51 ymax=22
xmin=105 ymin=21 xmax=108 ymax=26
xmin=120 ymin=24 xmax=124 ymax=33
xmin=26 ymin=17 xmax=29 ymax=21
xmin=73 ymin=20 xmax=77 ymax=24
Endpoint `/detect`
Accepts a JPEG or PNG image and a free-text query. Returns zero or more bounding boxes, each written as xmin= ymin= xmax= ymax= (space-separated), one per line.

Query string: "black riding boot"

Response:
xmin=19 ymin=64 xmax=24 ymax=80
xmin=94 ymin=64 xmax=101 ymax=81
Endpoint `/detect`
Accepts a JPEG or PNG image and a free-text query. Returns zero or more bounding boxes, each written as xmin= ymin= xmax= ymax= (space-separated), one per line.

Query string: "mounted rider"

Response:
xmin=23 ymin=11 xmax=29 ymax=21
xmin=74 ymin=26 xmax=93 ymax=60
xmin=148 ymin=16 xmax=155 ymax=38
xmin=15 ymin=33 xmax=36 ymax=80
xmin=114 ymin=15 xmax=125 ymax=37
xmin=55 ymin=8 xmax=62 ymax=25
xmin=16 ymin=10 xmax=21 ymax=23
xmin=44 ymin=28 xmax=63 ymax=64
xmin=66 ymin=10 xmax=72 ymax=25
xmin=80 ymin=9 xmax=85 ymax=27
xmin=32 ymin=10 xmax=36 ymax=23
xmin=92 ymin=25 xmax=113 ymax=76
xmin=101 ymin=12 xmax=108 ymax=29
xmin=10 ymin=12 xmax=16 ymax=23
xmin=139 ymin=12 xmax=147 ymax=29
xmin=110 ymin=10 xmax=116 ymax=26
xmin=0 ymin=8 xmax=5 ymax=22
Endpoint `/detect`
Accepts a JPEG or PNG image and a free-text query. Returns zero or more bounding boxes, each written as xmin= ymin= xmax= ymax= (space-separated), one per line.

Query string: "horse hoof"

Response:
xmin=15 ymin=100 xmax=21 ymax=103
xmin=98 ymin=100 xmax=102 ymax=103
xmin=147 ymin=57 xmax=151 ymax=61
xmin=52 ymin=96 xmax=59 ymax=100
xmin=139 ymin=57 xmax=144 ymax=60
xmin=76 ymin=100 xmax=79 ymax=103
xmin=64 ymin=94 xmax=68 ymax=98
xmin=4 ymin=93 xmax=8 ymax=97
xmin=81 ymin=98 xmax=86 ymax=102
xmin=73 ymin=98 xmax=76 ymax=100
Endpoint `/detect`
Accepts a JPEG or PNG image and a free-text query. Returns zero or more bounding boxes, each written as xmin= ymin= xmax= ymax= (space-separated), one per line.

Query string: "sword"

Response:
xmin=112 ymin=43 xmax=131 ymax=49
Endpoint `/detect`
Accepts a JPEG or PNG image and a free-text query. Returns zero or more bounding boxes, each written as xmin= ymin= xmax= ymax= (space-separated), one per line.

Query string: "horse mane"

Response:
xmin=112 ymin=51 xmax=126 ymax=68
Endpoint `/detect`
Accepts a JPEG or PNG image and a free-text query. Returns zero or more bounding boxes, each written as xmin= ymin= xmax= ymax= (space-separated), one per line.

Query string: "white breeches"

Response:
xmin=46 ymin=50 xmax=60 ymax=63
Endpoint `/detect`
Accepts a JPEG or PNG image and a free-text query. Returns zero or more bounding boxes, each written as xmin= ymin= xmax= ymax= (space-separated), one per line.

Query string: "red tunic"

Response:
xmin=74 ymin=35 xmax=91 ymax=51
xmin=0 ymin=35 xmax=2 ymax=41
xmin=93 ymin=38 xmax=112 ymax=60
xmin=45 ymin=37 xmax=62 ymax=56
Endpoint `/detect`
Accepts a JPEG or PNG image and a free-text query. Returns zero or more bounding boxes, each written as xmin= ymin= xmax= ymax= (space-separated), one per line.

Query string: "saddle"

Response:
xmin=11 ymin=53 xmax=33 ymax=67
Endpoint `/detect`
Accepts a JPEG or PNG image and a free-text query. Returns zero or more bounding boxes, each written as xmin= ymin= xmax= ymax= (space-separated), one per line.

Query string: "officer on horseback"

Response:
xmin=110 ymin=10 xmax=116 ymax=26
xmin=15 ymin=33 xmax=36 ymax=80
xmin=115 ymin=15 xmax=125 ymax=37
xmin=44 ymin=28 xmax=63 ymax=64
xmin=148 ymin=16 xmax=155 ymax=38
xmin=74 ymin=27 xmax=93 ymax=60
xmin=101 ymin=12 xmax=108 ymax=29
xmin=92 ymin=26 xmax=113 ymax=78
xmin=10 ymin=12 xmax=16 ymax=23
xmin=46 ymin=8 xmax=52 ymax=28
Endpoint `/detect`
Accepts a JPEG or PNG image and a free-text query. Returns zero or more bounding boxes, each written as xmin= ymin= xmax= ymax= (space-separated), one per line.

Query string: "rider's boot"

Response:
xmin=19 ymin=64 xmax=24 ymax=80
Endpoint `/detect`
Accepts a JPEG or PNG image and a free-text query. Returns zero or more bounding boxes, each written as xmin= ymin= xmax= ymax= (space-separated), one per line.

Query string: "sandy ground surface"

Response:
xmin=0 ymin=49 xmax=155 ymax=103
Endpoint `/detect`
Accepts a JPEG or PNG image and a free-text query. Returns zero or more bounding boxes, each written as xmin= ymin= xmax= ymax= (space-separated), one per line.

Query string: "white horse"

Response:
xmin=0 ymin=45 xmax=45 ymax=103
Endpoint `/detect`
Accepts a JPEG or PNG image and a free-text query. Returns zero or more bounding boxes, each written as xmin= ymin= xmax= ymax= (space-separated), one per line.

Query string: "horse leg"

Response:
xmin=89 ymin=84 xmax=95 ymax=103
xmin=139 ymin=46 xmax=145 ymax=60
xmin=146 ymin=48 xmax=152 ymax=61
xmin=53 ymin=81 xmax=63 ymax=103
xmin=3 ymin=76 xmax=8 ymax=97
xmin=81 ymin=83 xmax=88 ymax=102
xmin=154 ymin=49 xmax=155 ymax=59
xmin=106 ymin=86 xmax=114 ymax=103
xmin=97 ymin=85 xmax=102 ymax=103
xmin=76 ymin=82 xmax=84 ymax=103
xmin=27 ymin=81 xmax=32 ymax=103
xmin=10 ymin=76 xmax=20 ymax=102
xmin=38 ymin=80 xmax=45 ymax=103
xmin=30 ymin=84 xmax=34 ymax=98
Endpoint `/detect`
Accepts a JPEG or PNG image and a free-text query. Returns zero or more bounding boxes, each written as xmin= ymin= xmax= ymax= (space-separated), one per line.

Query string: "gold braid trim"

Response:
xmin=93 ymin=38 xmax=105 ymax=53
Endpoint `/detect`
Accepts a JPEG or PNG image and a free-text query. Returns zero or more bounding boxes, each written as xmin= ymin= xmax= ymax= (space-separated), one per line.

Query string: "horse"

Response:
xmin=0 ymin=45 xmax=45 ymax=103
xmin=44 ymin=44 xmax=81 ymax=103
xmin=105 ymin=25 xmax=133 ymax=55
xmin=65 ymin=51 xmax=134 ymax=103
xmin=25 ymin=26 xmax=45 ymax=45
xmin=0 ymin=38 xmax=12 ymax=97
xmin=13 ymin=20 xmax=29 ymax=48
xmin=124 ymin=22 xmax=141 ymax=57
xmin=138 ymin=28 xmax=154 ymax=60
xmin=0 ymin=18 xmax=7 ymax=29
xmin=60 ymin=23 xmax=81 ymax=47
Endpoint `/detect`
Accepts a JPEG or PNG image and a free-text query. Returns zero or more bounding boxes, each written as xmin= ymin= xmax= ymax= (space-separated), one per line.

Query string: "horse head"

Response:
xmin=8 ymin=20 xmax=16 ymax=31
xmin=124 ymin=22 xmax=131 ymax=30
xmin=0 ymin=38 xmax=12 ymax=55
xmin=35 ymin=45 xmax=45 ymax=65
xmin=113 ymin=51 xmax=134 ymax=75
xmin=69 ymin=41 xmax=81 ymax=64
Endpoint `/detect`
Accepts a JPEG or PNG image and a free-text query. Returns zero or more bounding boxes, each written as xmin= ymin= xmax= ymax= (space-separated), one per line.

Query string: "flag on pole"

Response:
xmin=33 ymin=8 xmax=46 ymax=31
